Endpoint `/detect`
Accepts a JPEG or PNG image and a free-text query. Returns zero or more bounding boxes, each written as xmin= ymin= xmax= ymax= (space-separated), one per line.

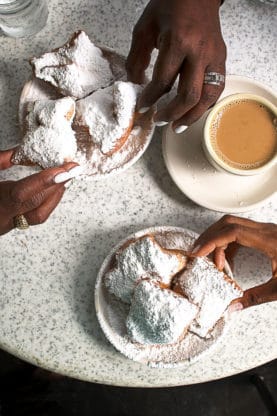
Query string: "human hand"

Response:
xmin=191 ymin=215 xmax=277 ymax=309
xmin=0 ymin=149 xmax=81 ymax=236
xmin=126 ymin=0 xmax=226 ymax=133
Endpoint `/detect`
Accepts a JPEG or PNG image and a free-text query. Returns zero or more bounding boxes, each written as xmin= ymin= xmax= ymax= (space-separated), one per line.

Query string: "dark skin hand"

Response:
xmin=192 ymin=215 xmax=277 ymax=309
xmin=126 ymin=0 xmax=226 ymax=132
xmin=0 ymin=148 xmax=78 ymax=236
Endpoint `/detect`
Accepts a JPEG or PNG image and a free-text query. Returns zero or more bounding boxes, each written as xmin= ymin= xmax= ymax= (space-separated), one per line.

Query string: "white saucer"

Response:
xmin=162 ymin=75 xmax=277 ymax=213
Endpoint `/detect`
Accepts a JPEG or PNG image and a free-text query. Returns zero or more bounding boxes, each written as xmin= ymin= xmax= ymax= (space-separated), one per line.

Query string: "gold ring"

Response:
xmin=13 ymin=214 xmax=29 ymax=230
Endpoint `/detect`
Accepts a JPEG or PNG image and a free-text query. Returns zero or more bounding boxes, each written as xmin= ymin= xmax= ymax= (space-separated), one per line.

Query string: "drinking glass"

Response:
xmin=0 ymin=0 xmax=48 ymax=38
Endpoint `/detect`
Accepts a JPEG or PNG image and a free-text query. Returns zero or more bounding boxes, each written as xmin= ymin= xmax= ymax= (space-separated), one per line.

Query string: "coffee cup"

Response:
xmin=203 ymin=93 xmax=277 ymax=176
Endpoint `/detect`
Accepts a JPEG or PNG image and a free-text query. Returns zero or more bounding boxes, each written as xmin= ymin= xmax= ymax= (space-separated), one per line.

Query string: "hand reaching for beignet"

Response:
xmin=191 ymin=215 xmax=277 ymax=309
xmin=0 ymin=148 xmax=79 ymax=236
xmin=126 ymin=0 xmax=226 ymax=133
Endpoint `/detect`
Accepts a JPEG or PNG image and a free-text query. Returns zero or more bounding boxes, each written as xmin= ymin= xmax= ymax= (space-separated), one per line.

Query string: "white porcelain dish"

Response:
xmin=95 ymin=226 xmax=233 ymax=368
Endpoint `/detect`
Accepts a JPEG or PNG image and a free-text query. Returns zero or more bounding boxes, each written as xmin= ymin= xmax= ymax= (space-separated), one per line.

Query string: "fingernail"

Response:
xmin=228 ymin=302 xmax=243 ymax=313
xmin=67 ymin=165 xmax=83 ymax=178
xmin=138 ymin=106 xmax=150 ymax=114
xmin=191 ymin=244 xmax=201 ymax=254
xmin=54 ymin=172 xmax=71 ymax=184
xmin=224 ymin=261 xmax=233 ymax=277
xmin=174 ymin=125 xmax=188 ymax=134
xmin=64 ymin=181 xmax=72 ymax=189
xmin=155 ymin=121 xmax=168 ymax=127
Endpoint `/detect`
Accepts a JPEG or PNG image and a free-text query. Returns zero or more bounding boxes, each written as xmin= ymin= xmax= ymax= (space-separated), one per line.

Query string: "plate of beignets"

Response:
xmin=14 ymin=30 xmax=155 ymax=177
xmin=95 ymin=226 xmax=243 ymax=367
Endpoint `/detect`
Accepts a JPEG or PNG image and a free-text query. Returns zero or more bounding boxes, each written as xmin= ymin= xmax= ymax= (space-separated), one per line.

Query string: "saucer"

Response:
xmin=162 ymin=75 xmax=277 ymax=213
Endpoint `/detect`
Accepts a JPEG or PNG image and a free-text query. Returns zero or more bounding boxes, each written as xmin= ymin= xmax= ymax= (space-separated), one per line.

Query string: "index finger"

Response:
xmin=192 ymin=216 xmax=263 ymax=255
xmin=137 ymin=35 xmax=185 ymax=111
xmin=194 ymin=222 xmax=271 ymax=259
xmin=9 ymin=161 xmax=78 ymax=203
xmin=126 ymin=30 xmax=154 ymax=84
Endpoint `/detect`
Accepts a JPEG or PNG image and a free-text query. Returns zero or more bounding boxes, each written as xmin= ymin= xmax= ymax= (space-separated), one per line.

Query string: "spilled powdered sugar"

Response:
xmin=31 ymin=31 xmax=114 ymax=99
xmin=75 ymin=81 xmax=141 ymax=155
xmin=13 ymin=97 xmax=77 ymax=169
xmin=179 ymin=257 xmax=243 ymax=338
xmin=105 ymin=235 xmax=186 ymax=304
xmin=95 ymin=227 xmax=230 ymax=367
xmin=126 ymin=280 xmax=198 ymax=345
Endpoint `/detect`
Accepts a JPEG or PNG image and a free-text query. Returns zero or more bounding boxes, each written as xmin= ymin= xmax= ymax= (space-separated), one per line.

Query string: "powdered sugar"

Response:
xmin=105 ymin=235 xmax=186 ymax=304
xmin=75 ymin=81 xmax=140 ymax=155
xmin=31 ymin=31 xmax=114 ymax=99
xmin=19 ymin=47 xmax=155 ymax=177
xmin=178 ymin=257 xmax=243 ymax=338
xmin=126 ymin=280 xmax=198 ymax=345
xmin=13 ymin=97 xmax=77 ymax=169
xmin=95 ymin=227 xmax=229 ymax=367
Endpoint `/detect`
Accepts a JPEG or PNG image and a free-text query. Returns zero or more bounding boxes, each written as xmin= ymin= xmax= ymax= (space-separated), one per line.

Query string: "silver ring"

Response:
xmin=204 ymin=72 xmax=225 ymax=86
xmin=13 ymin=214 xmax=29 ymax=230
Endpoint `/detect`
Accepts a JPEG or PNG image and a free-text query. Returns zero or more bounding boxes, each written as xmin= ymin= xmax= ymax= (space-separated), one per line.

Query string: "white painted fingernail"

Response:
xmin=174 ymin=125 xmax=188 ymax=134
xmin=67 ymin=165 xmax=84 ymax=178
xmin=155 ymin=121 xmax=168 ymax=127
xmin=64 ymin=181 xmax=72 ymax=189
xmin=191 ymin=244 xmax=201 ymax=254
xmin=224 ymin=261 xmax=233 ymax=277
xmin=228 ymin=302 xmax=243 ymax=314
xmin=54 ymin=172 xmax=71 ymax=184
xmin=138 ymin=106 xmax=150 ymax=114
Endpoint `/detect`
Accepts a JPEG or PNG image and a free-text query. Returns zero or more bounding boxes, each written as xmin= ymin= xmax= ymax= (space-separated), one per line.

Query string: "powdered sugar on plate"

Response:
xmin=126 ymin=280 xmax=198 ymax=345
xmin=75 ymin=81 xmax=141 ymax=155
xmin=95 ymin=226 xmax=231 ymax=367
xmin=105 ymin=235 xmax=186 ymax=304
xmin=13 ymin=97 xmax=77 ymax=169
xmin=19 ymin=47 xmax=155 ymax=178
xmin=31 ymin=31 xmax=114 ymax=99
xmin=178 ymin=257 xmax=243 ymax=338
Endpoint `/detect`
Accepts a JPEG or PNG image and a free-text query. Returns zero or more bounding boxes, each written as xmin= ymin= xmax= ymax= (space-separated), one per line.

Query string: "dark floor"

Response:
xmin=0 ymin=349 xmax=277 ymax=416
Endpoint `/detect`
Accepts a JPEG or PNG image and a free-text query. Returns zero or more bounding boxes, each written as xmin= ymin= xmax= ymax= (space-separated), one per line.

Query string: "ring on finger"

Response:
xmin=13 ymin=214 xmax=29 ymax=230
xmin=204 ymin=72 xmax=225 ymax=86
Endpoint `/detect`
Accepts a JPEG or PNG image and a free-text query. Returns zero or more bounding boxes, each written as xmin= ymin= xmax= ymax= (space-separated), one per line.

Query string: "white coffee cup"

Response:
xmin=202 ymin=93 xmax=277 ymax=176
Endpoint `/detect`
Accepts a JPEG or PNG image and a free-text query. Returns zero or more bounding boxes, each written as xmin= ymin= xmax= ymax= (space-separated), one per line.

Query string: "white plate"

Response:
xmin=162 ymin=75 xmax=277 ymax=213
xmin=18 ymin=47 xmax=155 ymax=178
xmin=95 ymin=226 xmax=233 ymax=368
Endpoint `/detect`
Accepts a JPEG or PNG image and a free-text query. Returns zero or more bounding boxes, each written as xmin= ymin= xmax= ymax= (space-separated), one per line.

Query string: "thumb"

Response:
xmin=0 ymin=148 xmax=17 ymax=170
xmin=239 ymin=278 xmax=277 ymax=309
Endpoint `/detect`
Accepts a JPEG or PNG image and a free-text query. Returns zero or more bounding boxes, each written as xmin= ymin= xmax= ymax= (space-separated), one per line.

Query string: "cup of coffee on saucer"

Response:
xmin=203 ymin=93 xmax=277 ymax=176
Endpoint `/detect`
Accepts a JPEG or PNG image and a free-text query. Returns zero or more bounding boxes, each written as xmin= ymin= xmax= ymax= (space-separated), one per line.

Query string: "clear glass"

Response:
xmin=0 ymin=0 xmax=48 ymax=38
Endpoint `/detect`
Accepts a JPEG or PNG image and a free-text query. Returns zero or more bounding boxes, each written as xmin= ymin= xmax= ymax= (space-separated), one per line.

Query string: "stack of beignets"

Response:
xmin=104 ymin=235 xmax=243 ymax=345
xmin=13 ymin=31 xmax=142 ymax=169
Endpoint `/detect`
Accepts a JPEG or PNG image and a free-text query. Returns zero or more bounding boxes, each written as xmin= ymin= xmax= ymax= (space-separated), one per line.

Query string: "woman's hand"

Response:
xmin=126 ymin=0 xmax=226 ymax=132
xmin=0 ymin=149 xmax=80 ymax=236
xmin=192 ymin=215 xmax=277 ymax=309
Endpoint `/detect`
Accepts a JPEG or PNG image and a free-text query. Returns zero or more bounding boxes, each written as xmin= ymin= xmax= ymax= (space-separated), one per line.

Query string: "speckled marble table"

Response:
xmin=0 ymin=0 xmax=276 ymax=387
